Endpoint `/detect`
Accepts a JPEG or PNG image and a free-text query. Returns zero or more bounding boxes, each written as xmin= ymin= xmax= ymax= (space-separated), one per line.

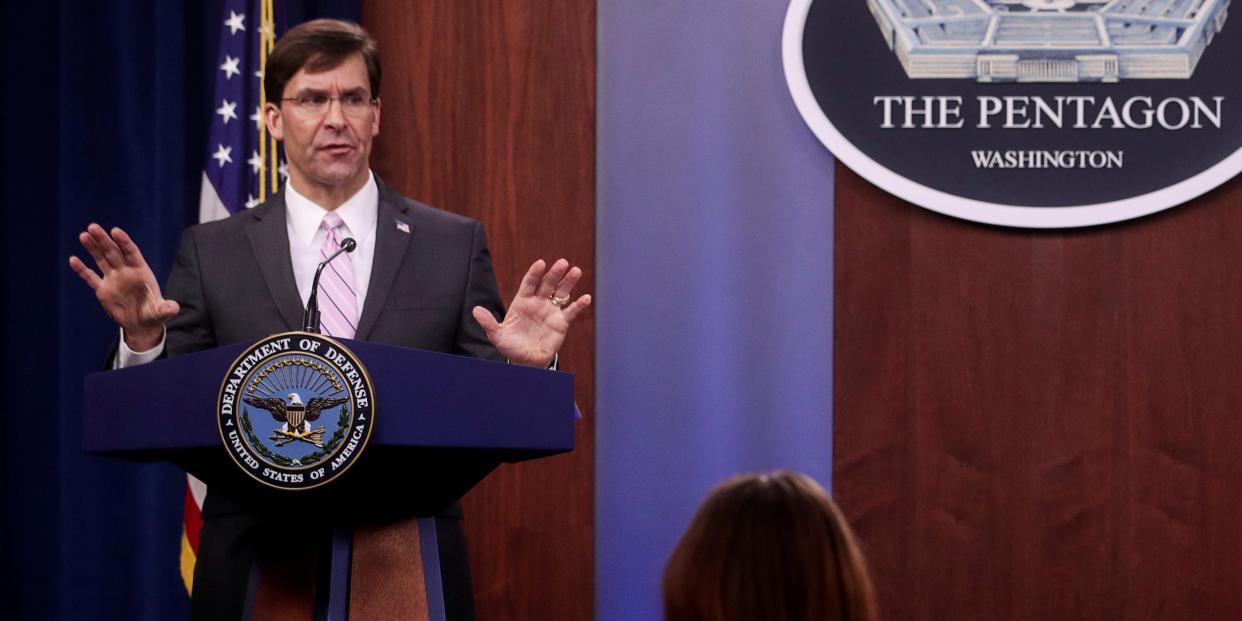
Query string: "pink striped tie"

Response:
xmin=317 ymin=212 xmax=357 ymax=339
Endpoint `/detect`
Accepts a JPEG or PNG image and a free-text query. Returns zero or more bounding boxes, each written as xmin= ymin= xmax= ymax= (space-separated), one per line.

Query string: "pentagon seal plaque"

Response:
xmin=783 ymin=0 xmax=1242 ymax=228
xmin=217 ymin=332 xmax=375 ymax=491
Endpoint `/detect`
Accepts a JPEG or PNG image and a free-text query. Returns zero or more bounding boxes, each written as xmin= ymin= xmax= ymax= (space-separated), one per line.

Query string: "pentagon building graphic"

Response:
xmin=867 ymin=0 xmax=1230 ymax=81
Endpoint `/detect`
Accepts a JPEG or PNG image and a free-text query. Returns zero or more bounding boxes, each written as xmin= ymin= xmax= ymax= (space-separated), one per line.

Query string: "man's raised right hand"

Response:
xmin=68 ymin=224 xmax=179 ymax=351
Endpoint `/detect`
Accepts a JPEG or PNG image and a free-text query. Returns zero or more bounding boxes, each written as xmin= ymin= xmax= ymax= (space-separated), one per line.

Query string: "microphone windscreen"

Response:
xmin=341 ymin=238 xmax=357 ymax=252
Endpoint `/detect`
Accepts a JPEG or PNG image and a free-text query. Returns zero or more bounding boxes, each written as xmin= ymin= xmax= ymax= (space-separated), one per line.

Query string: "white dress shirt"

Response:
xmin=284 ymin=171 xmax=378 ymax=312
xmin=116 ymin=172 xmax=379 ymax=366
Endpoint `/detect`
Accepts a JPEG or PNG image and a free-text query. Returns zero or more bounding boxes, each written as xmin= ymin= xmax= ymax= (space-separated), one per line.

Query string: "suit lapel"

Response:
xmin=245 ymin=193 xmax=305 ymax=330
xmin=356 ymin=181 xmax=413 ymax=340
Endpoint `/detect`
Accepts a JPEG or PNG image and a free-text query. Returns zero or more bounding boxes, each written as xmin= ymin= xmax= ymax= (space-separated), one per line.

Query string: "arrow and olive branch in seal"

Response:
xmin=241 ymin=407 xmax=351 ymax=467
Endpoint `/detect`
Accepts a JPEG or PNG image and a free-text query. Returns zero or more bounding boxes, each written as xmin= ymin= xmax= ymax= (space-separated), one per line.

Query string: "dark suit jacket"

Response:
xmin=166 ymin=179 xmax=503 ymax=619
xmin=164 ymin=180 xmax=505 ymax=362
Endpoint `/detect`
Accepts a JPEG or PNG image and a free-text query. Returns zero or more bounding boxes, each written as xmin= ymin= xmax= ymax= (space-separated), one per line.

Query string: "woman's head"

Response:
xmin=662 ymin=471 xmax=878 ymax=621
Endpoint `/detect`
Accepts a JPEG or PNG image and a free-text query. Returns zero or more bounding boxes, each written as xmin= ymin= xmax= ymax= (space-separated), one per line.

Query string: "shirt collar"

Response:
xmin=284 ymin=171 xmax=379 ymax=248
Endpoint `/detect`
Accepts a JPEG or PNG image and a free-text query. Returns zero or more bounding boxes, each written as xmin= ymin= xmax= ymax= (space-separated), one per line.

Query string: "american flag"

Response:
xmin=200 ymin=0 xmax=286 ymax=222
xmin=183 ymin=0 xmax=287 ymax=594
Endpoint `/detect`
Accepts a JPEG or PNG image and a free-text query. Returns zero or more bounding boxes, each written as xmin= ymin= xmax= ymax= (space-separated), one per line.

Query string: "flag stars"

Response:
xmin=250 ymin=106 xmax=263 ymax=131
xmin=278 ymin=161 xmax=290 ymax=179
xmin=248 ymin=150 xmax=263 ymax=174
xmin=216 ymin=100 xmax=238 ymax=124
xmin=245 ymin=194 xmax=260 ymax=209
xmin=220 ymin=55 xmax=241 ymax=80
xmin=212 ymin=144 xmax=233 ymax=168
xmin=225 ymin=11 xmax=246 ymax=35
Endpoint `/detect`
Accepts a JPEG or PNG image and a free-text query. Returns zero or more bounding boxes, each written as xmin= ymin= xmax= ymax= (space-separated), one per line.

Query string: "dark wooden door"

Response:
xmin=835 ymin=163 xmax=1242 ymax=620
xmin=362 ymin=2 xmax=595 ymax=619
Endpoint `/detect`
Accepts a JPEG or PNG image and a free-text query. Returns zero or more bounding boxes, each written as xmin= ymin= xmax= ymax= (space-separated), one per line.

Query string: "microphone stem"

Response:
xmin=303 ymin=240 xmax=354 ymax=334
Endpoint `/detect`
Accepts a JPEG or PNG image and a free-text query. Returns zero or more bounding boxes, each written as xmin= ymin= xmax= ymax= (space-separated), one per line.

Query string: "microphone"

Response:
xmin=302 ymin=237 xmax=357 ymax=333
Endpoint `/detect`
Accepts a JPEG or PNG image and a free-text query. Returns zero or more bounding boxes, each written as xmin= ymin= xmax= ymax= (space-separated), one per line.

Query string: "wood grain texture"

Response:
xmin=350 ymin=519 xmax=430 ymax=620
xmin=835 ymin=162 xmax=1242 ymax=620
xmin=360 ymin=2 xmax=595 ymax=619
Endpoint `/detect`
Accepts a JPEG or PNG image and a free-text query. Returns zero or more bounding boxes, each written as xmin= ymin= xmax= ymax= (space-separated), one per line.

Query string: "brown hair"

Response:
xmin=662 ymin=472 xmax=879 ymax=621
xmin=264 ymin=19 xmax=382 ymax=104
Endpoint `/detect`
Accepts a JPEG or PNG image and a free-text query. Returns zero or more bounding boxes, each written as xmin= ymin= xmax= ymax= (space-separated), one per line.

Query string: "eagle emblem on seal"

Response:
xmin=244 ymin=393 xmax=348 ymax=448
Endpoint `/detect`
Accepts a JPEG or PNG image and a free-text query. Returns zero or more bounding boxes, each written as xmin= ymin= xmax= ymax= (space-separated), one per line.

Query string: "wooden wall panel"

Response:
xmin=361 ymin=2 xmax=594 ymax=619
xmin=835 ymin=163 xmax=1242 ymax=620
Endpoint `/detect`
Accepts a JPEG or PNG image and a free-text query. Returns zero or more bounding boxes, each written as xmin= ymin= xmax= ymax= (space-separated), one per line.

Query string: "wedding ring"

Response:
xmin=549 ymin=293 xmax=571 ymax=307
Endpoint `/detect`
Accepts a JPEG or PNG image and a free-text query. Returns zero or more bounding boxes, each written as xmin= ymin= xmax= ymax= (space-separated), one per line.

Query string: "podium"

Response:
xmin=82 ymin=338 xmax=576 ymax=619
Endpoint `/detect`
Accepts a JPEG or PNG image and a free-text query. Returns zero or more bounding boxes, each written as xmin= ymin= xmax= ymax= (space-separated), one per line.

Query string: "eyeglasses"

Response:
xmin=282 ymin=93 xmax=377 ymax=117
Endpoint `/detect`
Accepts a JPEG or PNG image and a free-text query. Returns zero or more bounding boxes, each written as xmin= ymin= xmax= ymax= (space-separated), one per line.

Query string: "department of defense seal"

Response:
xmin=217 ymin=332 xmax=375 ymax=491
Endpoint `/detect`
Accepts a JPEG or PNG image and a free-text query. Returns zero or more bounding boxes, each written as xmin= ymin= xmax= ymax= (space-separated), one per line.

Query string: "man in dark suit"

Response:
xmin=68 ymin=18 xmax=590 ymax=620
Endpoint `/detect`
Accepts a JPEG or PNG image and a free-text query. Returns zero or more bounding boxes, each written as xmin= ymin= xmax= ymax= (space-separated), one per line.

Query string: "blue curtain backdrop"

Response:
xmin=597 ymin=1 xmax=837 ymax=619
xmin=0 ymin=1 xmax=354 ymax=617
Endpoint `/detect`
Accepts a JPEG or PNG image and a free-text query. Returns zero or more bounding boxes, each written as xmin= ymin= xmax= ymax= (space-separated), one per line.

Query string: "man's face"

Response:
xmin=265 ymin=53 xmax=381 ymax=200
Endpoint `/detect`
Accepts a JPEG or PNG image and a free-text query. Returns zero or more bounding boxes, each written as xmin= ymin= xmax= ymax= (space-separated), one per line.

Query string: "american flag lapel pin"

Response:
xmin=395 ymin=219 xmax=410 ymax=234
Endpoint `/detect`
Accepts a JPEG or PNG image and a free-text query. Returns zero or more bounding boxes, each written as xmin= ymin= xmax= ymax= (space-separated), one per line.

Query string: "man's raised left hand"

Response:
xmin=472 ymin=258 xmax=592 ymax=368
